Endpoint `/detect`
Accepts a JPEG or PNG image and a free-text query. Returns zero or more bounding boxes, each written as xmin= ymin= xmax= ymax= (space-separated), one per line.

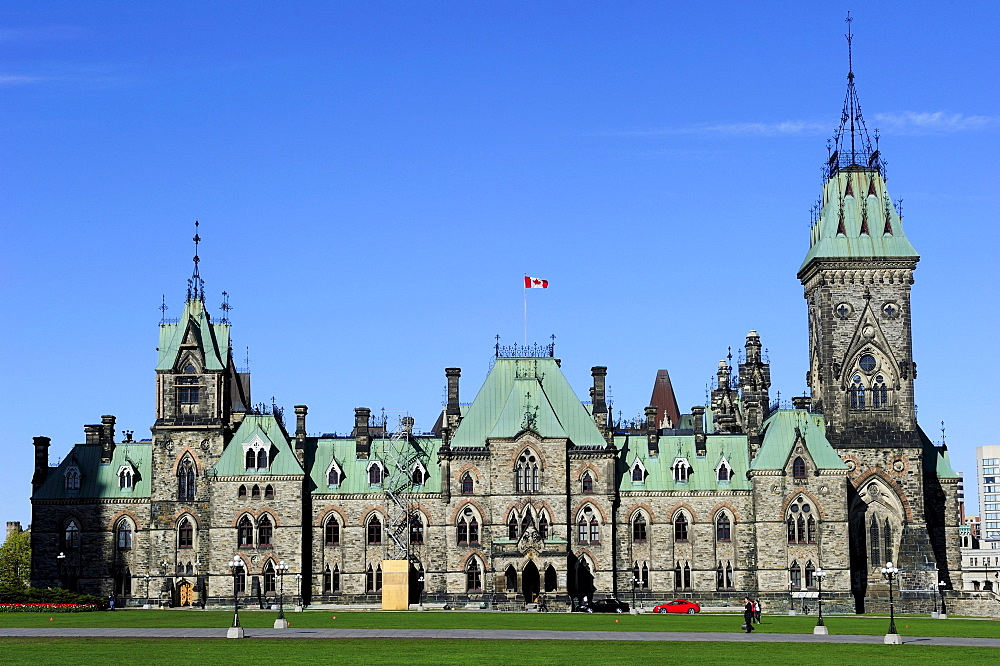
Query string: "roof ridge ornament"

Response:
xmin=187 ymin=220 xmax=205 ymax=302
xmin=826 ymin=12 xmax=884 ymax=181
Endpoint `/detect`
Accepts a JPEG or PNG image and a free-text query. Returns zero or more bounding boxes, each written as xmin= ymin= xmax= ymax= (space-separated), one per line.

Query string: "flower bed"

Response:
xmin=0 ymin=603 xmax=102 ymax=612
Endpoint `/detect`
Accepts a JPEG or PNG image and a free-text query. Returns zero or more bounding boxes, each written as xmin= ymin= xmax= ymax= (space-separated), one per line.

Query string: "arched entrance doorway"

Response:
xmin=522 ymin=561 xmax=540 ymax=603
xmin=544 ymin=565 xmax=558 ymax=592
xmin=178 ymin=580 xmax=194 ymax=607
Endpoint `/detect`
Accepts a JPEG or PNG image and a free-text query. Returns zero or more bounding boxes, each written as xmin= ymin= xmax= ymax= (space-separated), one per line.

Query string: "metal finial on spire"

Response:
xmin=940 ymin=420 xmax=946 ymax=447
xmin=159 ymin=294 xmax=169 ymax=325
xmin=220 ymin=291 xmax=232 ymax=324
xmin=845 ymin=11 xmax=854 ymax=80
xmin=189 ymin=220 xmax=205 ymax=301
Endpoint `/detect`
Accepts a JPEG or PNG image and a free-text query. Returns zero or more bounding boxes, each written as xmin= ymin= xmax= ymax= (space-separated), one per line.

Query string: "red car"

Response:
xmin=653 ymin=599 xmax=700 ymax=614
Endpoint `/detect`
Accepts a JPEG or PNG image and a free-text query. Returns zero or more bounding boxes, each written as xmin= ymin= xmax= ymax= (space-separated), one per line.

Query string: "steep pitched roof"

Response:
xmin=156 ymin=298 xmax=230 ymax=371
xmin=450 ymin=358 xmax=606 ymax=448
xmin=210 ymin=414 xmax=303 ymax=476
xmin=920 ymin=427 xmax=960 ymax=480
xmin=750 ymin=410 xmax=847 ymax=471
xmin=32 ymin=441 xmax=153 ymax=500
xmin=615 ymin=434 xmax=751 ymax=492
xmin=649 ymin=370 xmax=681 ymax=428
xmin=310 ymin=436 xmax=442 ymax=495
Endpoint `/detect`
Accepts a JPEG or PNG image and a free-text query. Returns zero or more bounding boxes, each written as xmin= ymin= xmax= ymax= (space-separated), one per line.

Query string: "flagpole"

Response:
xmin=523 ymin=275 xmax=528 ymax=345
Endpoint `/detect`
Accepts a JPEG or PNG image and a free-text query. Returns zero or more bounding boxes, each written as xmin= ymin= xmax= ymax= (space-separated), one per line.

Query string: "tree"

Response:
xmin=0 ymin=529 xmax=31 ymax=587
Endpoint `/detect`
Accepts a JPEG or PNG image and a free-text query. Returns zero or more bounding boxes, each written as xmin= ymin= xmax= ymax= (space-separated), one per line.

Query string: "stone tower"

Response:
xmin=797 ymin=22 xmax=946 ymax=610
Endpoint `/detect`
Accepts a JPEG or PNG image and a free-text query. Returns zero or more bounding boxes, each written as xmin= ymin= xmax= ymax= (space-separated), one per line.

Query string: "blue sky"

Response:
xmin=2 ymin=2 xmax=997 ymax=529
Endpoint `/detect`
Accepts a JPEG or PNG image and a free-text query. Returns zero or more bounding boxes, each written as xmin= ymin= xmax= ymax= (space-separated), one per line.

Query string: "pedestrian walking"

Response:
xmin=753 ymin=599 xmax=761 ymax=623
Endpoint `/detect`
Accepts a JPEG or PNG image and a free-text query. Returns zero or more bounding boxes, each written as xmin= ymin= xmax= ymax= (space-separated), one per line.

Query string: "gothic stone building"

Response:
xmin=29 ymin=58 xmax=962 ymax=614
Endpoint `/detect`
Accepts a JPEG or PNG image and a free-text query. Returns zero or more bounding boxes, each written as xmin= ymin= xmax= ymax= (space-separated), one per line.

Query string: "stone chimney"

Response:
xmin=354 ymin=407 xmax=372 ymax=459
xmin=692 ymin=406 xmax=707 ymax=457
xmin=645 ymin=406 xmax=659 ymax=457
xmin=445 ymin=368 xmax=462 ymax=430
xmin=401 ymin=416 xmax=415 ymax=436
xmin=293 ymin=405 xmax=308 ymax=464
xmin=792 ymin=396 xmax=813 ymax=411
xmin=32 ymin=436 xmax=51 ymax=491
xmin=591 ymin=366 xmax=608 ymax=433
xmin=100 ymin=415 xmax=116 ymax=463
xmin=84 ymin=424 xmax=102 ymax=446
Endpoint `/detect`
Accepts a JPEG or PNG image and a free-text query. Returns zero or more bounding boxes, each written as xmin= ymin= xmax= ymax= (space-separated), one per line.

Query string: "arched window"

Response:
xmin=368 ymin=463 xmax=383 ymax=486
xmin=331 ymin=565 xmax=340 ymax=592
xmin=850 ymin=375 xmax=866 ymax=410
xmin=367 ymin=516 xmax=382 ymax=545
xmin=716 ymin=562 xmax=724 ymax=589
xmin=870 ymin=515 xmax=881 ymax=567
xmin=458 ymin=511 xmax=474 ymax=544
xmin=264 ymin=485 xmax=274 ymax=500
xmin=238 ymin=485 xmax=247 ymax=499
xmin=793 ymin=457 xmax=807 ymax=479
xmin=796 ymin=515 xmax=806 ymax=543
xmin=508 ymin=514 xmax=518 ymax=540
xmin=116 ymin=520 xmax=133 ymax=550
xmin=412 ymin=466 xmax=425 ymax=486
xmin=577 ymin=517 xmax=588 ymax=543
xmin=673 ymin=562 xmax=682 ymax=589
xmin=717 ymin=464 xmax=731 ymax=482
xmin=632 ymin=514 xmax=647 ymax=542
xmin=119 ymin=468 xmax=133 ymax=490
xmin=258 ymin=515 xmax=273 ymax=547
xmin=65 ymin=467 xmax=81 ymax=491
xmin=725 ymin=561 xmax=733 ymax=589
xmin=787 ymin=497 xmax=814 ymax=542
xmin=366 ymin=565 xmax=374 ymax=592
xmin=238 ymin=516 xmax=253 ymax=548
xmin=674 ymin=513 xmax=689 ymax=541
xmin=521 ymin=511 xmax=534 ymax=535
xmin=515 ymin=451 xmax=540 ymax=493
xmin=589 ymin=517 xmax=599 ymax=543
xmin=716 ymin=513 xmax=731 ymax=542
xmin=468 ymin=517 xmax=479 ymax=544
xmin=323 ymin=565 xmax=333 ymax=592
xmin=263 ymin=561 xmax=276 ymax=594
xmin=884 ymin=518 xmax=893 ymax=564
xmin=790 ymin=560 xmax=802 ymax=589
xmin=366 ymin=564 xmax=382 ymax=592
xmin=251 ymin=485 xmax=261 ymax=500
xmin=462 ymin=472 xmax=474 ymax=494
xmin=178 ymin=460 xmax=195 ymax=501
xmin=582 ymin=472 xmax=594 ymax=493
xmin=256 ymin=448 xmax=268 ymax=469
xmin=787 ymin=516 xmax=796 ymax=543
xmin=504 ymin=565 xmax=517 ymax=591
xmin=805 ymin=561 xmax=816 ymax=588
xmin=64 ymin=519 xmax=80 ymax=550
xmin=178 ymin=517 xmax=193 ymax=549
xmin=235 ymin=564 xmax=246 ymax=594
xmin=672 ymin=459 xmax=690 ymax=483
xmin=872 ymin=375 xmax=889 ymax=409
xmin=325 ymin=518 xmax=340 ymax=546
xmin=409 ymin=514 xmax=424 ymax=545
xmin=245 ymin=449 xmax=256 ymax=470
xmin=538 ymin=514 xmax=549 ymax=539
xmin=466 ymin=558 xmax=482 ymax=591
xmin=807 ymin=515 xmax=816 ymax=543
xmin=631 ymin=462 xmax=644 ymax=483
xmin=682 ymin=562 xmax=691 ymax=589
xmin=640 ymin=562 xmax=649 ymax=589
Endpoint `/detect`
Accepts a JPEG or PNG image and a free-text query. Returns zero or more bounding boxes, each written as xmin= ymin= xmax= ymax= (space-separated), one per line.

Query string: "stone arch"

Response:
xmin=450 ymin=499 xmax=487 ymax=524
xmin=507 ymin=439 xmax=548 ymax=468
xmin=315 ymin=505 xmax=349 ymax=528
xmin=170 ymin=446 xmax=203 ymax=475
xmin=667 ymin=502 xmax=700 ymax=524
xmin=624 ymin=502 xmax=657 ymax=524
xmin=852 ymin=468 xmax=914 ymax=521
xmin=576 ymin=463 xmax=600 ymax=482
xmin=780 ymin=490 xmax=828 ymax=521
xmin=455 ymin=464 xmax=484 ymax=483
xmin=106 ymin=509 xmax=143 ymax=533
xmin=707 ymin=501 xmax=742 ymax=524
xmin=359 ymin=506 xmax=387 ymax=527
xmin=571 ymin=499 xmax=609 ymax=523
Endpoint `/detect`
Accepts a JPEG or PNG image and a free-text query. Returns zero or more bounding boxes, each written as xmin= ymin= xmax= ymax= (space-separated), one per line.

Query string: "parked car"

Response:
xmin=584 ymin=598 xmax=630 ymax=614
xmin=652 ymin=599 xmax=701 ymax=614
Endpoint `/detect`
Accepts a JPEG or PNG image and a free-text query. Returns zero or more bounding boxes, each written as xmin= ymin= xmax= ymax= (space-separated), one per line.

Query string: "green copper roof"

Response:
xmin=32 ymin=441 xmax=152 ymax=500
xmin=750 ymin=410 xmax=847 ymax=471
xmin=210 ymin=414 xmax=303 ymax=476
xmin=310 ymin=436 xmax=442 ymax=494
xmin=920 ymin=426 xmax=960 ymax=479
xmin=799 ymin=168 xmax=918 ymax=272
xmin=450 ymin=358 xmax=607 ymax=448
xmin=615 ymin=434 xmax=751 ymax=492
xmin=156 ymin=298 xmax=230 ymax=371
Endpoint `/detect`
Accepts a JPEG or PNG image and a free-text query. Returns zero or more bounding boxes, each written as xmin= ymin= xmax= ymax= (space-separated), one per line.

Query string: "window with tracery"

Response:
xmin=674 ymin=513 xmax=689 ymax=541
xmin=64 ymin=519 xmax=80 ymax=550
xmin=515 ymin=451 xmax=540 ymax=493
xmin=582 ymin=472 xmax=594 ymax=493
xmin=632 ymin=514 xmax=647 ymax=542
xmin=258 ymin=515 xmax=273 ymax=547
xmin=178 ymin=459 xmax=195 ymax=501
xmin=116 ymin=520 xmax=133 ymax=550
xmin=793 ymin=457 xmax=807 ymax=479
xmin=466 ymin=558 xmax=482 ymax=591
xmin=462 ymin=472 xmax=474 ymax=494
xmin=237 ymin=516 xmax=253 ymax=548
xmin=716 ymin=513 xmax=731 ymax=542
xmin=178 ymin=518 xmax=193 ymax=549
xmin=409 ymin=514 xmax=424 ymax=545
xmin=367 ymin=516 xmax=382 ymax=545
xmin=325 ymin=519 xmax=340 ymax=546
xmin=786 ymin=497 xmax=815 ymax=543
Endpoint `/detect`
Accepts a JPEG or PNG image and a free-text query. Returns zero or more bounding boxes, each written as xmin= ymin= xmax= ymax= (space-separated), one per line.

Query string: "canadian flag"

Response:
xmin=524 ymin=276 xmax=549 ymax=289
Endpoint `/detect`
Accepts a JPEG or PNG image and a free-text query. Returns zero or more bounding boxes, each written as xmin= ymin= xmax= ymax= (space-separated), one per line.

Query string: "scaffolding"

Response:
xmin=379 ymin=415 xmax=425 ymax=562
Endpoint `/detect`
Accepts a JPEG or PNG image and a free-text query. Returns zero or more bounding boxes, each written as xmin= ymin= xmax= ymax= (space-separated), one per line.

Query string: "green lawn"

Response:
xmin=0 ymin=609 xmax=996 ymax=638
xmin=0 ymin=638 xmax=995 ymax=666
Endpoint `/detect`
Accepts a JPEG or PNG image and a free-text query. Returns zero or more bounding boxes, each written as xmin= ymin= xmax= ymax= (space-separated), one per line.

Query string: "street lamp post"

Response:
xmin=294 ymin=573 xmax=303 ymax=612
xmin=56 ymin=552 xmax=66 ymax=588
xmin=195 ymin=560 xmax=206 ymax=609
xmin=142 ymin=574 xmax=152 ymax=609
xmin=813 ymin=568 xmax=828 ymax=635
xmin=881 ymin=561 xmax=901 ymax=644
xmin=274 ymin=561 xmax=290 ymax=628
xmin=788 ymin=581 xmax=795 ymax=616
xmin=937 ymin=581 xmax=947 ymax=619
xmin=227 ymin=557 xmax=244 ymax=639
xmin=418 ymin=574 xmax=426 ymax=609
xmin=631 ymin=576 xmax=638 ymax=610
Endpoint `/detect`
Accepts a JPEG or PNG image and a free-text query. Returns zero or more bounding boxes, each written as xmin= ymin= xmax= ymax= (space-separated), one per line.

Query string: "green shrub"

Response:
xmin=0 ymin=584 xmax=105 ymax=607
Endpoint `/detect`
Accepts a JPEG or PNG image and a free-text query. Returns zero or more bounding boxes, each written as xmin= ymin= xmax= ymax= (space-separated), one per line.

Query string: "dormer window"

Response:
xmin=65 ymin=466 xmax=81 ymax=491
xmin=716 ymin=457 xmax=732 ymax=483
xmin=367 ymin=461 xmax=384 ymax=486
xmin=411 ymin=462 xmax=428 ymax=486
xmin=631 ymin=461 xmax=646 ymax=483
xmin=672 ymin=458 xmax=691 ymax=483
xmin=242 ymin=436 xmax=270 ymax=470
xmin=327 ymin=460 xmax=343 ymax=487
xmin=117 ymin=465 xmax=135 ymax=490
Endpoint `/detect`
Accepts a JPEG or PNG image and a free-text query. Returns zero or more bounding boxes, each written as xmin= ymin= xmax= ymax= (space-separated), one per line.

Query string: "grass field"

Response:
xmin=0 ymin=637 xmax=995 ymax=666
xmin=0 ymin=609 xmax=996 ymax=638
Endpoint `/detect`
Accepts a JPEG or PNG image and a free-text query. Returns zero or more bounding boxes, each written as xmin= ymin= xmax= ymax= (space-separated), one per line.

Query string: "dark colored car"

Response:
xmin=652 ymin=599 xmax=701 ymax=614
xmin=584 ymin=598 xmax=630 ymax=614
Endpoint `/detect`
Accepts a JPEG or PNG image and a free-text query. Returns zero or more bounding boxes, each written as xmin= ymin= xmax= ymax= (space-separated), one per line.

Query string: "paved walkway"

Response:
xmin=1 ymin=627 xmax=998 ymax=647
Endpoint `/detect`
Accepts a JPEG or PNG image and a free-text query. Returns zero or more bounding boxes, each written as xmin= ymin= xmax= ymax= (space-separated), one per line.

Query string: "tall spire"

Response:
xmin=187 ymin=220 xmax=205 ymax=301
xmin=826 ymin=12 xmax=883 ymax=180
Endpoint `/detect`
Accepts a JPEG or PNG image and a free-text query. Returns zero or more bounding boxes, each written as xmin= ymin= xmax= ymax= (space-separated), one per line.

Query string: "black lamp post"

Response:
xmin=275 ymin=561 xmax=290 ymax=628
xmin=937 ymin=580 xmax=947 ymax=618
xmin=195 ymin=560 xmax=206 ymax=609
xmin=228 ymin=557 xmax=244 ymax=638
xmin=418 ymin=574 xmax=425 ymax=607
xmin=813 ymin=568 xmax=827 ymax=634
xmin=631 ymin=575 xmax=638 ymax=608
xmin=56 ymin=552 xmax=66 ymax=588
xmin=142 ymin=574 xmax=152 ymax=609
xmin=881 ymin=561 xmax=900 ymax=643
xmin=295 ymin=573 xmax=302 ymax=610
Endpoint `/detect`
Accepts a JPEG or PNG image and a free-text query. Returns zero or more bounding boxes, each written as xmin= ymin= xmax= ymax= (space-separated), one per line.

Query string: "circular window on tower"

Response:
xmin=859 ymin=354 xmax=877 ymax=373
xmin=882 ymin=302 xmax=900 ymax=319
xmin=835 ymin=303 xmax=853 ymax=319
